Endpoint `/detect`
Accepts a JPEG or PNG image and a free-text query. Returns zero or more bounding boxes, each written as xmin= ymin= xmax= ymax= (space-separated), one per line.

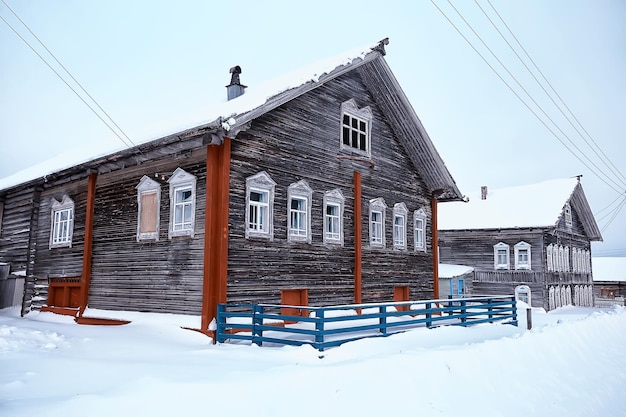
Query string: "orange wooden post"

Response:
xmin=353 ymin=171 xmax=362 ymax=306
xmin=79 ymin=172 xmax=97 ymax=316
xmin=202 ymin=138 xmax=231 ymax=332
xmin=431 ymin=196 xmax=439 ymax=301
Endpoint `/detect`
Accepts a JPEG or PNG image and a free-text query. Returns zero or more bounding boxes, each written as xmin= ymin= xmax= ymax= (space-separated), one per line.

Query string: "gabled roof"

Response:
xmin=0 ymin=38 xmax=461 ymax=201
xmin=438 ymin=177 xmax=602 ymax=241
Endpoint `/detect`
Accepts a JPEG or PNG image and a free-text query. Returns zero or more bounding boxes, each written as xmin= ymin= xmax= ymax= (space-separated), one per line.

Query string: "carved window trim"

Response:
xmin=494 ymin=242 xmax=510 ymax=270
xmin=136 ymin=176 xmax=161 ymax=241
xmin=50 ymin=195 xmax=74 ymax=249
xmin=287 ymin=180 xmax=313 ymax=243
xmin=323 ymin=189 xmax=345 ymax=245
xmin=414 ymin=208 xmax=426 ymax=252
xmin=369 ymin=197 xmax=387 ymax=248
xmin=167 ymin=168 xmax=196 ymax=239
xmin=514 ymin=241 xmax=532 ymax=270
xmin=393 ymin=202 xmax=408 ymax=250
xmin=340 ymin=99 xmax=373 ymax=157
xmin=246 ymin=171 xmax=276 ymax=240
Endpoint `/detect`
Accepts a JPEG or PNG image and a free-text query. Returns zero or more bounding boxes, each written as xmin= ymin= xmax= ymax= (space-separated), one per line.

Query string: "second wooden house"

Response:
xmin=437 ymin=177 xmax=602 ymax=310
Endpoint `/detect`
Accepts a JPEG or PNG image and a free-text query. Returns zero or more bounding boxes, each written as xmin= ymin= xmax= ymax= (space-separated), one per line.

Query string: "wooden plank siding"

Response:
xmin=88 ymin=149 xmax=208 ymax=315
xmin=227 ymin=70 xmax=435 ymax=307
xmin=0 ymin=186 xmax=39 ymax=274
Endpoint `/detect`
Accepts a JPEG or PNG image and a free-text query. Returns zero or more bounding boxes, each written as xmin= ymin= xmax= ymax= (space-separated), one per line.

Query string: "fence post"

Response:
xmin=216 ymin=304 xmax=226 ymax=343
xmin=526 ymin=306 xmax=532 ymax=330
xmin=487 ymin=298 xmax=494 ymax=322
xmin=380 ymin=305 xmax=387 ymax=335
xmin=315 ymin=308 xmax=325 ymax=351
xmin=460 ymin=300 xmax=467 ymax=325
xmin=252 ymin=304 xmax=263 ymax=346
xmin=425 ymin=302 xmax=432 ymax=328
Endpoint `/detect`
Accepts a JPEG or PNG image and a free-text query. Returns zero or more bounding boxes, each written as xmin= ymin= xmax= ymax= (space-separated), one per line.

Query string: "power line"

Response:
xmin=482 ymin=0 xmax=626 ymax=188
xmin=599 ymin=197 xmax=626 ymax=233
xmin=430 ymin=0 xmax=624 ymax=195
xmin=0 ymin=1 xmax=139 ymax=152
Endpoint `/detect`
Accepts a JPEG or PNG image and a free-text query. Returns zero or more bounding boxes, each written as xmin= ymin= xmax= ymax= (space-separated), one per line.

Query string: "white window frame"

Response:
xmin=494 ymin=242 xmax=510 ymax=270
xmin=246 ymin=171 xmax=276 ymax=240
xmin=414 ymin=208 xmax=426 ymax=252
xmin=564 ymin=203 xmax=572 ymax=228
xmin=547 ymin=244 xmax=553 ymax=272
xmin=369 ymin=197 xmax=387 ymax=248
xmin=392 ymin=203 xmax=408 ymax=250
xmin=167 ymin=168 xmax=196 ymax=239
xmin=136 ymin=176 xmax=161 ymax=241
xmin=49 ymin=195 xmax=75 ymax=249
xmin=340 ymin=99 xmax=373 ymax=157
xmin=287 ymin=180 xmax=313 ymax=243
xmin=514 ymin=241 xmax=532 ymax=270
xmin=323 ymin=189 xmax=344 ymax=245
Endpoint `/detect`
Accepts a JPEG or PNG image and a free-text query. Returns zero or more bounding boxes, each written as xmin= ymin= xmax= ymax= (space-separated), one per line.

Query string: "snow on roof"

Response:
xmin=438 ymin=177 xmax=580 ymax=230
xmin=0 ymin=42 xmax=378 ymax=192
xmin=592 ymin=257 xmax=626 ymax=282
xmin=438 ymin=263 xmax=474 ymax=279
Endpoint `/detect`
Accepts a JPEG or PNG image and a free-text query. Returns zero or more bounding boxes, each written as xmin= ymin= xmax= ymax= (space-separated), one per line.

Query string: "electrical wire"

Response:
xmin=430 ymin=0 xmax=624 ymax=195
xmin=482 ymin=0 xmax=626 ymax=188
xmin=0 ymin=1 xmax=139 ymax=153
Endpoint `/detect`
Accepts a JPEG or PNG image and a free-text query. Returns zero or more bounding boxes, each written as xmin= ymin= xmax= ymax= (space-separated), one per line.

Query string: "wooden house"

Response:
xmin=437 ymin=178 xmax=602 ymax=310
xmin=0 ymin=39 xmax=463 ymax=331
xmin=592 ymin=257 xmax=626 ymax=307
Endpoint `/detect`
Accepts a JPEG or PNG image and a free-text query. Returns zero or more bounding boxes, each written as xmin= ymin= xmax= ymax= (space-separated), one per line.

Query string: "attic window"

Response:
xmin=564 ymin=203 xmax=572 ymax=228
xmin=340 ymin=99 xmax=372 ymax=156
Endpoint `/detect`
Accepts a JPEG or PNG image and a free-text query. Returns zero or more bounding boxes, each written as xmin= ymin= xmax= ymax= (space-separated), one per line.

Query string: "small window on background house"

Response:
xmin=340 ymin=99 xmax=373 ymax=156
xmin=369 ymin=197 xmax=387 ymax=248
xmin=414 ymin=208 xmax=426 ymax=252
xmin=514 ymin=241 xmax=532 ymax=270
xmin=287 ymin=180 xmax=312 ymax=243
xmin=393 ymin=203 xmax=408 ymax=250
xmin=323 ymin=189 xmax=344 ymax=245
xmin=50 ymin=195 xmax=74 ymax=249
xmin=246 ymin=171 xmax=276 ymax=240
xmin=546 ymin=244 xmax=553 ymax=272
xmin=564 ymin=203 xmax=572 ymax=228
xmin=167 ymin=168 xmax=196 ymax=239
xmin=136 ymin=176 xmax=161 ymax=241
xmin=493 ymin=242 xmax=510 ymax=270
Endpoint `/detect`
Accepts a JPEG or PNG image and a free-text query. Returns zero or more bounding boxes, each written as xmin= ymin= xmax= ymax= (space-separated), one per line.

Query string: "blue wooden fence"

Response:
xmin=216 ymin=295 xmax=517 ymax=351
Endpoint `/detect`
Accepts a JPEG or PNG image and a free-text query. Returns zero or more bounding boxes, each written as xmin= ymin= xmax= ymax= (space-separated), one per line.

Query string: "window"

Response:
xmin=136 ymin=176 xmax=161 ymax=241
xmin=393 ymin=203 xmax=408 ymax=250
xmin=369 ymin=197 xmax=386 ymax=247
xmin=564 ymin=203 xmax=572 ymax=228
xmin=287 ymin=180 xmax=312 ymax=243
xmin=340 ymin=99 xmax=372 ymax=156
xmin=50 ymin=195 xmax=74 ymax=248
xmin=414 ymin=208 xmax=426 ymax=252
xmin=547 ymin=244 xmax=553 ymax=272
xmin=167 ymin=168 xmax=196 ymax=238
xmin=246 ymin=171 xmax=276 ymax=240
xmin=323 ymin=189 xmax=344 ymax=245
xmin=493 ymin=242 xmax=510 ymax=270
xmin=514 ymin=241 xmax=532 ymax=270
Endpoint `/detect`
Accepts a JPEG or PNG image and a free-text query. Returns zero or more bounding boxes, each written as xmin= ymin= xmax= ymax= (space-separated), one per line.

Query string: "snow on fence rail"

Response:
xmin=216 ymin=295 xmax=518 ymax=351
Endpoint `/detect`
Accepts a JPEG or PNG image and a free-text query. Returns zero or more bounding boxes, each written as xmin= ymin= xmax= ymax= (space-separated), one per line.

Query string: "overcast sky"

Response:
xmin=1 ymin=0 xmax=624 ymax=256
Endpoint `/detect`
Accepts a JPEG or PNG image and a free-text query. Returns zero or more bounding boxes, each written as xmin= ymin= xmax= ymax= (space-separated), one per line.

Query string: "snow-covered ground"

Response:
xmin=1 ymin=304 xmax=625 ymax=417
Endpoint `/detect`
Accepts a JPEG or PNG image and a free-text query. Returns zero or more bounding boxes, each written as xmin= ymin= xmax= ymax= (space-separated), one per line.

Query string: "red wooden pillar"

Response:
xmin=431 ymin=196 xmax=439 ymax=300
xmin=202 ymin=138 xmax=231 ymax=331
xmin=353 ymin=171 xmax=362 ymax=305
xmin=79 ymin=172 xmax=97 ymax=316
